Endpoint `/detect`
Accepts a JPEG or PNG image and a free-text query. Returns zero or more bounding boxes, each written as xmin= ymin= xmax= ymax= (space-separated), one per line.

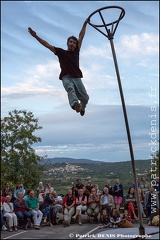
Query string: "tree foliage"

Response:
xmin=1 ymin=109 xmax=45 ymax=189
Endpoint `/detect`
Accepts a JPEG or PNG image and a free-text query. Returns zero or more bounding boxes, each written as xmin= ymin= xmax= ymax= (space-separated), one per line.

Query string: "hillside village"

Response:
xmin=41 ymin=159 xmax=151 ymax=195
xmin=43 ymin=163 xmax=89 ymax=175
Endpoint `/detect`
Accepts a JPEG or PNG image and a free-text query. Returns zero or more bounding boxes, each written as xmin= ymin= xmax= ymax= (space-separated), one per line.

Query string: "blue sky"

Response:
xmin=1 ymin=1 xmax=159 ymax=162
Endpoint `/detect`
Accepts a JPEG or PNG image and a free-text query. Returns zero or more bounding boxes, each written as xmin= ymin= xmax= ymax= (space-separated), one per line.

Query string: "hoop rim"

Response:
xmin=88 ymin=5 xmax=125 ymax=27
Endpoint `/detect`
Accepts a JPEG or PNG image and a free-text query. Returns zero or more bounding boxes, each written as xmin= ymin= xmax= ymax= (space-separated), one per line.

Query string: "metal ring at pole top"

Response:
xmin=88 ymin=6 xmax=125 ymax=28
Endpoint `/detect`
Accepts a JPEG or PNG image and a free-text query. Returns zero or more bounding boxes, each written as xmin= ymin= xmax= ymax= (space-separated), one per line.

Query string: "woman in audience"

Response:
xmin=87 ymin=188 xmax=100 ymax=223
xmin=72 ymin=188 xmax=87 ymax=225
xmin=63 ymin=189 xmax=76 ymax=227
xmin=14 ymin=192 xmax=32 ymax=229
xmin=125 ymin=187 xmax=138 ymax=220
xmin=3 ymin=195 xmax=18 ymax=232
xmin=39 ymin=192 xmax=54 ymax=226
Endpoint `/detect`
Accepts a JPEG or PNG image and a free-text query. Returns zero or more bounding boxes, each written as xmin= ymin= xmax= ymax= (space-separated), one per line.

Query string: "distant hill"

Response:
xmin=41 ymin=157 xmax=150 ymax=165
xmin=41 ymin=157 xmax=103 ymax=165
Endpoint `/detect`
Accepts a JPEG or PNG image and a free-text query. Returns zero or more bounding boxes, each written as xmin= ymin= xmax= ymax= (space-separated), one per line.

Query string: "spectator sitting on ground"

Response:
xmin=45 ymin=183 xmax=54 ymax=194
xmin=2 ymin=182 xmax=12 ymax=197
xmin=14 ymin=192 xmax=32 ymax=229
xmin=63 ymin=189 xmax=76 ymax=227
xmin=72 ymin=188 xmax=87 ymax=226
xmin=51 ymin=191 xmax=63 ymax=224
xmin=99 ymin=208 xmax=111 ymax=229
xmin=110 ymin=208 xmax=121 ymax=228
xmin=3 ymin=195 xmax=18 ymax=232
xmin=26 ymin=190 xmax=43 ymax=229
xmin=14 ymin=182 xmax=25 ymax=198
xmin=125 ymin=187 xmax=138 ymax=221
xmin=100 ymin=187 xmax=114 ymax=216
xmin=119 ymin=209 xmax=134 ymax=228
xmin=87 ymin=188 xmax=100 ymax=223
xmin=105 ymin=180 xmax=113 ymax=196
xmin=113 ymin=179 xmax=123 ymax=211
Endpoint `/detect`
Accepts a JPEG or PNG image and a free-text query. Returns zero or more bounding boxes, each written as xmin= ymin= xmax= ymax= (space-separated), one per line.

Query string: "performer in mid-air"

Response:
xmin=28 ymin=19 xmax=89 ymax=116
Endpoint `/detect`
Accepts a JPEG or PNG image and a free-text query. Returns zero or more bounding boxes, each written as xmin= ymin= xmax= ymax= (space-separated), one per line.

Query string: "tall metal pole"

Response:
xmin=109 ymin=33 xmax=145 ymax=237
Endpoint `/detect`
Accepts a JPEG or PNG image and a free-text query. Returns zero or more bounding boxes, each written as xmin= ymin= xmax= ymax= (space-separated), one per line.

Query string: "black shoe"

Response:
xmin=80 ymin=109 xmax=85 ymax=116
xmin=73 ymin=103 xmax=81 ymax=113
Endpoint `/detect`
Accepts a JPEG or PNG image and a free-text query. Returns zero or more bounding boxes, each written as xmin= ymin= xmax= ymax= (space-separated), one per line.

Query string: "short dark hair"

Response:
xmin=67 ymin=36 xmax=78 ymax=47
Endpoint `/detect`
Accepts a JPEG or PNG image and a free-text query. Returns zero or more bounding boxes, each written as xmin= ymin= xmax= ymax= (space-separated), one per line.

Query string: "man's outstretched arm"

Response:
xmin=28 ymin=27 xmax=56 ymax=54
xmin=78 ymin=18 xmax=89 ymax=50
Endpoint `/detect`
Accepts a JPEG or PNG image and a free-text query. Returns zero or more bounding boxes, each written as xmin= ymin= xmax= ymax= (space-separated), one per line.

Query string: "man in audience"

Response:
xmin=100 ymin=187 xmax=114 ymax=216
xmin=51 ymin=191 xmax=63 ymax=224
xmin=26 ymin=190 xmax=43 ymax=229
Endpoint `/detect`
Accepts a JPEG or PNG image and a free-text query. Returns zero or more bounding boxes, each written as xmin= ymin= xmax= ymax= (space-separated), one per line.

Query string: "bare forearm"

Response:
xmin=34 ymin=35 xmax=50 ymax=48
xmin=79 ymin=19 xmax=88 ymax=39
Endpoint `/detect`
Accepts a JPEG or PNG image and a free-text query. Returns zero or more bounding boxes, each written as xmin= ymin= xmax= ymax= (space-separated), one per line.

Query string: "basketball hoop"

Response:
xmin=88 ymin=6 xmax=145 ymax=237
xmin=88 ymin=6 xmax=125 ymax=39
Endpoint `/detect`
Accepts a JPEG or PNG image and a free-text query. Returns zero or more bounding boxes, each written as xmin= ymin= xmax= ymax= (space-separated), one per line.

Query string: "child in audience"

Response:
xmin=99 ymin=208 xmax=110 ymax=228
xmin=110 ymin=208 xmax=121 ymax=228
xmin=119 ymin=209 xmax=134 ymax=228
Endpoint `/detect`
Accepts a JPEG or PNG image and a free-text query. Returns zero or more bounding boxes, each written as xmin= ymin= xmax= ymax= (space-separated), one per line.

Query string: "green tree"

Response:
xmin=1 ymin=109 xmax=45 ymax=189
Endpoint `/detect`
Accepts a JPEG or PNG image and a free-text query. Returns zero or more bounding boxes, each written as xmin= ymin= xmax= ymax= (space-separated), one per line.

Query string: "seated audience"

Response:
xmin=72 ymin=188 xmax=87 ymax=225
xmin=87 ymin=188 xmax=100 ymax=223
xmin=26 ymin=190 xmax=43 ymax=229
xmin=40 ymin=192 xmax=54 ymax=226
xmin=119 ymin=209 xmax=134 ymax=228
xmin=100 ymin=187 xmax=114 ymax=216
xmin=63 ymin=189 xmax=76 ymax=227
xmin=125 ymin=187 xmax=138 ymax=220
xmin=110 ymin=208 xmax=121 ymax=228
xmin=3 ymin=195 xmax=18 ymax=232
xmin=14 ymin=192 xmax=32 ymax=229
xmin=51 ymin=191 xmax=63 ymax=224
xmin=99 ymin=208 xmax=111 ymax=229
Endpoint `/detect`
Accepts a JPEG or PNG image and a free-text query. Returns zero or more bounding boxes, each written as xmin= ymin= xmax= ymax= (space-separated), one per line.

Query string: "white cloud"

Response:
xmin=117 ymin=33 xmax=158 ymax=59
